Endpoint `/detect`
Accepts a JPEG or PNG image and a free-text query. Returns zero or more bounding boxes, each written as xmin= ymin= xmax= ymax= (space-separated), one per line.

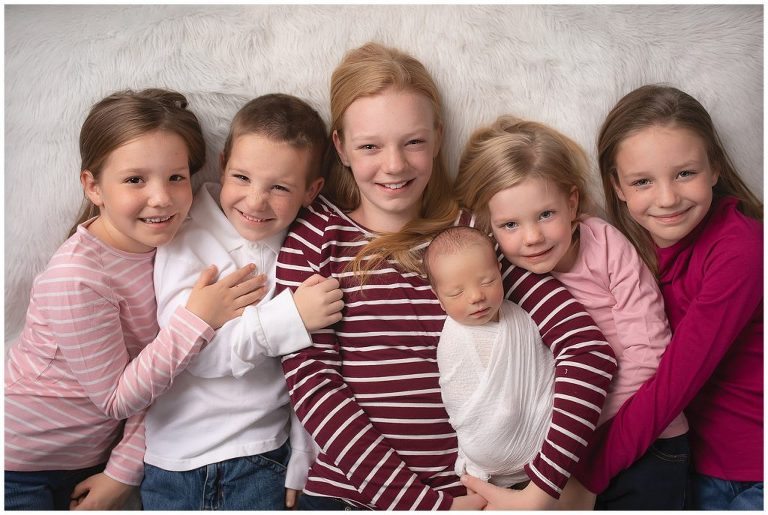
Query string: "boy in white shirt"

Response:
xmin=141 ymin=94 xmax=343 ymax=510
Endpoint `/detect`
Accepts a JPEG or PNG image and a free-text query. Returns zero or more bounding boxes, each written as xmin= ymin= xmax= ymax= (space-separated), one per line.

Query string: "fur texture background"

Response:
xmin=5 ymin=5 xmax=763 ymax=344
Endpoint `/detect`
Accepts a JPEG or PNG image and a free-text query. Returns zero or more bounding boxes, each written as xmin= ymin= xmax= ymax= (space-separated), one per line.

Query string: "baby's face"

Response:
xmin=219 ymin=134 xmax=322 ymax=242
xmin=431 ymin=243 xmax=504 ymax=326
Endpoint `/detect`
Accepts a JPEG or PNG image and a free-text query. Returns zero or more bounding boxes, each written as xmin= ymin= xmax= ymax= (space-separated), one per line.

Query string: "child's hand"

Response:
xmin=460 ymin=475 xmax=556 ymax=510
xmin=185 ymin=264 xmax=267 ymax=330
xmin=450 ymin=493 xmax=488 ymax=510
xmin=69 ymin=472 xmax=135 ymax=510
xmin=292 ymin=274 xmax=344 ymax=332
xmin=285 ymin=488 xmax=301 ymax=509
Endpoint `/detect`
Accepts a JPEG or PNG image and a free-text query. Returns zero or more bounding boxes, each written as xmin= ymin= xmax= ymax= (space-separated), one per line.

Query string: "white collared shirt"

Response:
xmin=145 ymin=182 xmax=314 ymax=488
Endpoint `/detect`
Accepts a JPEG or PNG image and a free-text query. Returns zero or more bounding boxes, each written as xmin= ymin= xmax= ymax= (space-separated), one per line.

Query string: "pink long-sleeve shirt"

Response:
xmin=5 ymin=222 xmax=214 ymax=485
xmin=552 ymin=216 xmax=687 ymax=436
xmin=576 ymin=196 xmax=763 ymax=491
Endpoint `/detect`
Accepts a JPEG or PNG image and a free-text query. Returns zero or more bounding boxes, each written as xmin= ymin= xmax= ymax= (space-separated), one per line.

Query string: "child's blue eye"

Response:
xmin=272 ymin=185 xmax=290 ymax=192
xmin=678 ymin=170 xmax=696 ymax=179
xmin=233 ymin=174 xmax=249 ymax=182
xmin=631 ymin=178 xmax=651 ymax=187
xmin=407 ymin=139 xmax=425 ymax=146
xmin=540 ymin=210 xmax=554 ymax=220
xmin=503 ymin=222 xmax=518 ymax=230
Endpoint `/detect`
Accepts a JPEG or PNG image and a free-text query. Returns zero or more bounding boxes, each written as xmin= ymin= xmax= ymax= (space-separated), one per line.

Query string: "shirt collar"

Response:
xmin=191 ymin=182 xmax=287 ymax=255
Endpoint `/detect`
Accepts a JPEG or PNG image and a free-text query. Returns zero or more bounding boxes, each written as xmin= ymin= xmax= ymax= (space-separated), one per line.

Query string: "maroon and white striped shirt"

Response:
xmin=5 ymin=223 xmax=213 ymax=485
xmin=277 ymin=197 xmax=615 ymax=510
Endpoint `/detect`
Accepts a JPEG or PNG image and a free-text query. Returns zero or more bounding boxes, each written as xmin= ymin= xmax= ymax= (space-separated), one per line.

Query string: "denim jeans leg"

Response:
xmin=5 ymin=464 xmax=105 ymax=511
xmin=140 ymin=463 xmax=210 ymax=510
xmin=297 ymin=494 xmax=361 ymax=511
xmin=219 ymin=442 xmax=290 ymax=510
xmin=596 ymin=433 xmax=689 ymax=510
xmin=692 ymin=473 xmax=764 ymax=510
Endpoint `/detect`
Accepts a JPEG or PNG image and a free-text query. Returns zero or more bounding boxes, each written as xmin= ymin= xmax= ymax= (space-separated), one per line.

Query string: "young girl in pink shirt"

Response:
xmin=576 ymin=84 xmax=763 ymax=510
xmin=5 ymin=89 xmax=263 ymax=510
xmin=455 ymin=115 xmax=688 ymax=509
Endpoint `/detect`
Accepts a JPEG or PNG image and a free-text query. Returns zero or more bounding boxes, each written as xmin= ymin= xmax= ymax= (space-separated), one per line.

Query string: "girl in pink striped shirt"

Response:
xmin=5 ymin=89 xmax=264 ymax=511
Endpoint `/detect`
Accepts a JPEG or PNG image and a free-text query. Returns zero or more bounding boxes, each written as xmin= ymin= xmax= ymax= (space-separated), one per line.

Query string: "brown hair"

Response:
xmin=326 ymin=42 xmax=459 ymax=278
xmin=598 ymin=84 xmax=763 ymax=274
xmin=69 ymin=88 xmax=206 ymax=236
xmin=422 ymin=226 xmax=496 ymax=286
xmin=221 ymin=93 xmax=328 ymax=183
xmin=455 ymin=115 xmax=593 ymax=236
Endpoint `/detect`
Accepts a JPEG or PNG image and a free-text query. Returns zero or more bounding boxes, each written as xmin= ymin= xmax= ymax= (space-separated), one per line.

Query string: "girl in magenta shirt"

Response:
xmin=576 ymin=84 xmax=763 ymax=510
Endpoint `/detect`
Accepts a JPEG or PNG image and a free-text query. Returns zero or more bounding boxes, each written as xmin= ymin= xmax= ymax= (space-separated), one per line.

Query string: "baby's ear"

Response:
xmin=80 ymin=170 xmax=103 ymax=207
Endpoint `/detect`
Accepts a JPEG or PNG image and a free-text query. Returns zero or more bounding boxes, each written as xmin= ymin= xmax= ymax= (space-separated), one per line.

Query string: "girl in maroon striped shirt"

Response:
xmin=276 ymin=42 xmax=617 ymax=510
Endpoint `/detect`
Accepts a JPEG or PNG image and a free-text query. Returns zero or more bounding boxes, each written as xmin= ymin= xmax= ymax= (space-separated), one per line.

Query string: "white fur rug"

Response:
xmin=5 ymin=5 xmax=763 ymax=344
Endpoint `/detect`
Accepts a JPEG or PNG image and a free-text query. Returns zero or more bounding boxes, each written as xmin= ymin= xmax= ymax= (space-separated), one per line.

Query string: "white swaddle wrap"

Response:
xmin=437 ymin=300 xmax=555 ymax=487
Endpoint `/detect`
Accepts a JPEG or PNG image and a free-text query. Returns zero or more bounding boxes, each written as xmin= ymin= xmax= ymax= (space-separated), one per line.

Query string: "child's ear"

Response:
xmin=303 ymin=177 xmax=325 ymax=207
xmin=332 ymin=130 xmax=349 ymax=167
xmin=80 ymin=170 xmax=103 ymax=207
xmin=611 ymin=174 xmax=627 ymax=202
xmin=219 ymin=152 xmax=227 ymax=178
xmin=568 ymin=186 xmax=579 ymax=221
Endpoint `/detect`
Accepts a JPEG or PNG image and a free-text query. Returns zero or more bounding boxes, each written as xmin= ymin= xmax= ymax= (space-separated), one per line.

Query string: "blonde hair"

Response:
xmin=598 ymin=84 xmax=763 ymax=274
xmin=326 ymin=42 xmax=459 ymax=277
xmin=70 ymin=88 xmax=205 ymax=236
xmin=455 ymin=115 xmax=593 ymax=236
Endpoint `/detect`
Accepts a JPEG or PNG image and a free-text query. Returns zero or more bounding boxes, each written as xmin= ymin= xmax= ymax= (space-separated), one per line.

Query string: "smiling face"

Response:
xmin=430 ymin=242 xmax=504 ymax=326
xmin=81 ymin=130 xmax=193 ymax=253
xmin=488 ymin=177 xmax=579 ymax=274
xmin=219 ymin=133 xmax=324 ymax=242
xmin=332 ymin=88 xmax=441 ymax=233
xmin=613 ymin=125 xmax=719 ymax=248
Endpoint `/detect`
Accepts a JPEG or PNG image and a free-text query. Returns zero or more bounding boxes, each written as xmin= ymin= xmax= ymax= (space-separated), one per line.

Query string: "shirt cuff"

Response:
xmin=245 ymin=289 xmax=312 ymax=357
xmin=285 ymin=447 xmax=314 ymax=491
xmin=173 ymin=305 xmax=216 ymax=343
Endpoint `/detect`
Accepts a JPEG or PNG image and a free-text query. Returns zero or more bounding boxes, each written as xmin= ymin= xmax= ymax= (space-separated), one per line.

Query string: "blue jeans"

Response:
xmin=140 ymin=442 xmax=289 ymax=510
xmin=297 ymin=494 xmax=363 ymax=510
xmin=596 ymin=433 xmax=689 ymax=510
xmin=691 ymin=472 xmax=763 ymax=510
xmin=5 ymin=464 xmax=105 ymax=511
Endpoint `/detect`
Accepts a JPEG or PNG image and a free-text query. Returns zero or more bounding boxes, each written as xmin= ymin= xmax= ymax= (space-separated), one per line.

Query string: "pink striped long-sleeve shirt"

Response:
xmin=5 ymin=223 xmax=213 ymax=485
xmin=276 ymin=197 xmax=616 ymax=510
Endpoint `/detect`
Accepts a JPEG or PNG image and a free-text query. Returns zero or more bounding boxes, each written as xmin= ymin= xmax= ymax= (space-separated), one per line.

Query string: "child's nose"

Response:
xmin=385 ymin=147 xmax=406 ymax=174
xmin=524 ymin=225 xmax=544 ymax=245
xmin=148 ymin=184 xmax=172 ymax=207
xmin=656 ymin=183 xmax=680 ymax=207
xmin=246 ymin=190 xmax=269 ymax=209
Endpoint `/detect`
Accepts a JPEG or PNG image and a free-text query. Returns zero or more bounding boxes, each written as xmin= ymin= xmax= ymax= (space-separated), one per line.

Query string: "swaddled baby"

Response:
xmin=423 ymin=226 xmax=554 ymax=488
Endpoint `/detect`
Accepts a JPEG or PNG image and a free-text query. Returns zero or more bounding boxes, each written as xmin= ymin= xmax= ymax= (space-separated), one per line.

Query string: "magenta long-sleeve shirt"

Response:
xmin=576 ymin=196 xmax=763 ymax=491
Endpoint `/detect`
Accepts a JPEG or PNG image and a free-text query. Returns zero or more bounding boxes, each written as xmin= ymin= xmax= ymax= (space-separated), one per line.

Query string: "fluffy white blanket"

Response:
xmin=5 ymin=5 xmax=763 ymax=343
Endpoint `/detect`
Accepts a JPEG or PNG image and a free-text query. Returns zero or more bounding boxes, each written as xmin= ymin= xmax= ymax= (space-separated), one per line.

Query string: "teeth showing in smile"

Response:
xmin=382 ymin=181 xmax=408 ymax=190
xmin=240 ymin=211 xmax=268 ymax=222
xmin=142 ymin=215 xmax=172 ymax=224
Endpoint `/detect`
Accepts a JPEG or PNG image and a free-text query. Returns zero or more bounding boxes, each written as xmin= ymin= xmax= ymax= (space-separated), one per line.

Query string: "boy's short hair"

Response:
xmin=422 ymin=226 xmax=497 ymax=286
xmin=221 ymin=93 xmax=328 ymax=183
